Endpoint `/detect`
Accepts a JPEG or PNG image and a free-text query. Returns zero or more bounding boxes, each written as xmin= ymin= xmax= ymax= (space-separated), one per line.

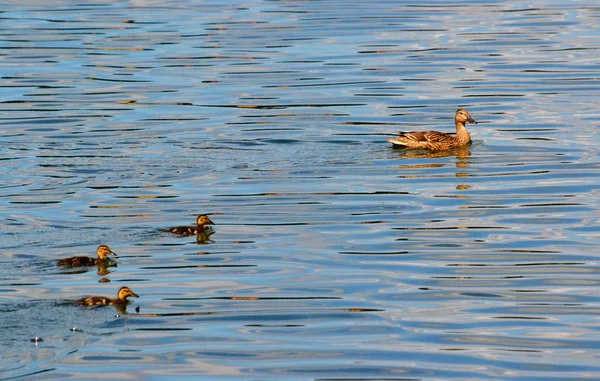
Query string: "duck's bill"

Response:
xmin=132 ymin=292 xmax=140 ymax=298
xmin=110 ymin=251 xmax=118 ymax=257
xmin=468 ymin=116 xmax=477 ymax=124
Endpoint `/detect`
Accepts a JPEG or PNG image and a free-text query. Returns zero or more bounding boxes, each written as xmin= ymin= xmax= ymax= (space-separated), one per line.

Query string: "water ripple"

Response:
xmin=1 ymin=0 xmax=600 ymax=380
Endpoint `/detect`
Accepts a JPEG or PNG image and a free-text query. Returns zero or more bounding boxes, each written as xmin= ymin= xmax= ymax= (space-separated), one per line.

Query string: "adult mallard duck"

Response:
xmin=163 ymin=215 xmax=215 ymax=236
xmin=74 ymin=286 xmax=139 ymax=307
xmin=388 ymin=108 xmax=477 ymax=151
xmin=57 ymin=245 xmax=117 ymax=267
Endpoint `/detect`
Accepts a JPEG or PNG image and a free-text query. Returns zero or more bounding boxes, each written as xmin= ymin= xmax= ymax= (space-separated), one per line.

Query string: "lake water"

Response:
xmin=1 ymin=0 xmax=599 ymax=379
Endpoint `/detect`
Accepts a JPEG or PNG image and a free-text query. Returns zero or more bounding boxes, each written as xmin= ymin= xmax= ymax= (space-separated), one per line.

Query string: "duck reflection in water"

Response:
xmin=96 ymin=263 xmax=114 ymax=276
xmin=391 ymin=145 xmax=471 ymax=161
xmin=195 ymin=229 xmax=215 ymax=244
xmin=391 ymin=145 xmax=472 ymax=191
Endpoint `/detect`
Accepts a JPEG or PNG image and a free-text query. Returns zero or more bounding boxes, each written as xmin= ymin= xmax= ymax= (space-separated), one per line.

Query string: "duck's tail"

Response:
xmin=387 ymin=137 xmax=409 ymax=147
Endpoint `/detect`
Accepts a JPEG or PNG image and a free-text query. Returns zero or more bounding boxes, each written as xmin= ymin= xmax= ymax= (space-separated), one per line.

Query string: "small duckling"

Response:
xmin=388 ymin=108 xmax=478 ymax=151
xmin=163 ymin=215 xmax=215 ymax=236
xmin=58 ymin=245 xmax=117 ymax=267
xmin=74 ymin=286 xmax=139 ymax=307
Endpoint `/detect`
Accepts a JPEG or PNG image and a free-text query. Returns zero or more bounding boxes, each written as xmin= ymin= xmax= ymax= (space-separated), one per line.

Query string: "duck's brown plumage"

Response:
xmin=388 ymin=108 xmax=477 ymax=151
xmin=164 ymin=215 xmax=215 ymax=236
xmin=58 ymin=245 xmax=117 ymax=267
xmin=75 ymin=286 xmax=139 ymax=307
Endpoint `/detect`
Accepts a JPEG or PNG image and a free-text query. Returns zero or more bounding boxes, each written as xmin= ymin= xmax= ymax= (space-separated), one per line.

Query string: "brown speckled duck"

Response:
xmin=164 ymin=215 xmax=215 ymax=236
xmin=57 ymin=245 xmax=117 ymax=267
xmin=388 ymin=108 xmax=477 ymax=151
xmin=75 ymin=286 xmax=139 ymax=307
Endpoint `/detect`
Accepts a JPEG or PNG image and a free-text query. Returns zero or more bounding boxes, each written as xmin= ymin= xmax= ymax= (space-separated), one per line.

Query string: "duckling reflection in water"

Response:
xmin=74 ymin=286 xmax=139 ymax=308
xmin=388 ymin=108 xmax=477 ymax=151
xmin=196 ymin=229 xmax=215 ymax=244
xmin=163 ymin=215 xmax=215 ymax=236
xmin=57 ymin=245 xmax=117 ymax=267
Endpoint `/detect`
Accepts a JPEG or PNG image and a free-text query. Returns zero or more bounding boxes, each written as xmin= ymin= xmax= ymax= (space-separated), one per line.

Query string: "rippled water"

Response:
xmin=1 ymin=0 xmax=600 ymax=379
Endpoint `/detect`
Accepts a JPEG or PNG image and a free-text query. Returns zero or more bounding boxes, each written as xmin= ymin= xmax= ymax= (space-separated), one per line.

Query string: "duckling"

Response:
xmin=74 ymin=286 xmax=139 ymax=307
xmin=163 ymin=215 xmax=215 ymax=236
xmin=388 ymin=108 xmax=477 ymax=151
xmin=57 ymin=245 xmax=117 ymax=267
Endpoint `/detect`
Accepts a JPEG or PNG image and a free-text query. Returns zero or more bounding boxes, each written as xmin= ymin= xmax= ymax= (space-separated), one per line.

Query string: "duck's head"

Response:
xmin=196 ymin=215 xmax=215 ymax=226
xmin=455 ymin=108 xmax=477 ymax=124
xmin=97 ymin=245 xmax=117 ymax=259
xmin=117 ymin=286 xmax=139 ymax=301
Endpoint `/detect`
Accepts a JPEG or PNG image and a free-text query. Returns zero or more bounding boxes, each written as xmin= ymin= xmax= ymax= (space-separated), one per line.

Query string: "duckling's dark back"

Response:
xmin=168 ymin=226 xmax=201 ymax=236
xmin=75 ymin=296 xmax=112 ymax=306
xmin=58 ymin=256 xmax=96 ymax=267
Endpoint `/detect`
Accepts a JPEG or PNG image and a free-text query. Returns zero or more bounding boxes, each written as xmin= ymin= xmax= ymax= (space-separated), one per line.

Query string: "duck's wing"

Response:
xmin=397 ymin=130 xmax=454 ymax=143
xmin=388 ymin=130 xmax=455 ymax=149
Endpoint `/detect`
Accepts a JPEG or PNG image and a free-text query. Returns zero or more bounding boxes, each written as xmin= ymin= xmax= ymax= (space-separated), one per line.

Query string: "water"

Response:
xmin=1 ymin=0 xmax=599 ymax=379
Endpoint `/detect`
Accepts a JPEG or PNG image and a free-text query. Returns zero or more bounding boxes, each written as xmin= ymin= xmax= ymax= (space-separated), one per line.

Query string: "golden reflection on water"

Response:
xmin=392 ymin=146 xmax=473 ymax=195
xmin=392 ymin=145 xmax=471 ymax=161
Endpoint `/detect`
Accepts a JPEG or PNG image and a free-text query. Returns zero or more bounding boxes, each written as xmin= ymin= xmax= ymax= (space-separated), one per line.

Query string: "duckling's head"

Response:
xmin=117 ymin=286 xmax=140 ymax=301
xmin=455 ymin=108 xmax=477 ymax=125
xmin=196 ymin=215 xmax=215 ymax=226
xmin=97 ymin=245 xmax=117 ymax=259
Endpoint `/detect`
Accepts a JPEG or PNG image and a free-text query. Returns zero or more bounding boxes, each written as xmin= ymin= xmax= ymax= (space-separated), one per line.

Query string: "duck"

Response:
xmin=163 ymin=215 xmax=215 ymax=236
xmin=57 ymin=245 xmax=117 ymax=267
xmin=388 ymin=108 xmax=477 ymax=151
xmin=74 ymin=286 xmax=139 ymax=307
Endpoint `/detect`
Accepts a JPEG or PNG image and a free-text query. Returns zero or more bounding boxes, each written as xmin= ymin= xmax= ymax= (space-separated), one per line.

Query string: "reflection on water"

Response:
xmin=393 ymin=145 xmax=472 ymax=161
xmin=1 ymin=0 xmax=600 ymax=379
